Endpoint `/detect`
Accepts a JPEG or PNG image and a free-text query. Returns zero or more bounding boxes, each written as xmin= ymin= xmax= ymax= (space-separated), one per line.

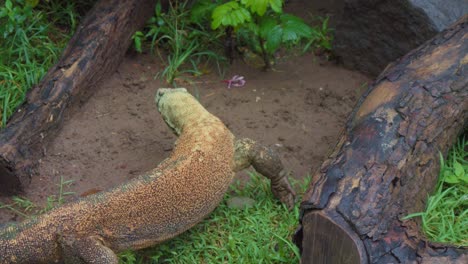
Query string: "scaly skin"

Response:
xmin=0 ymin=88 xmax=295 ymax=264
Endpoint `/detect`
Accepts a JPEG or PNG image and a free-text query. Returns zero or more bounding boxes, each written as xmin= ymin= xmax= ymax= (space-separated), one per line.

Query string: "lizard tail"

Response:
xmin=0 ymin=222 xmax=58 ymax=263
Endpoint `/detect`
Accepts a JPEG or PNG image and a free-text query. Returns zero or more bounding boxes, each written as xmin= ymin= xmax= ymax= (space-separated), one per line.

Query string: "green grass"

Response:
xmin=0 ymin=0 xmax=86 ymax=127
xmin=404 ymin=138 xmax=468 ymax=247
xmin=118 ymin=172 xmax=309 ymax=264
xmin=0 ymin=169 xmax=307 ymax=263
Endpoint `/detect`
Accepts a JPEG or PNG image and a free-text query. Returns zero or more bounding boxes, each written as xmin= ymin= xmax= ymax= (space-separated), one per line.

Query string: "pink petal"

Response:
xmin=225 ymin=75 xmax=246 ymax=88
xmin=232 ymin=80 xmax=246 ymax=87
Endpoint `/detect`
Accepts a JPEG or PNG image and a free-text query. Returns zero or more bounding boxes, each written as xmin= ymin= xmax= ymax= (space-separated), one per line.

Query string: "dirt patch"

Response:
xmin=0 ymin=51 xmax=369 ymax=221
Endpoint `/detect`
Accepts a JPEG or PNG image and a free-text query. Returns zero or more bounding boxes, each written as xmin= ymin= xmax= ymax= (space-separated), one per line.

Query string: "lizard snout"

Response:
xmin=155 ymin=88 xmax=169 ymax=107
xmin=155 ymin=88 xmax=188 ymax=108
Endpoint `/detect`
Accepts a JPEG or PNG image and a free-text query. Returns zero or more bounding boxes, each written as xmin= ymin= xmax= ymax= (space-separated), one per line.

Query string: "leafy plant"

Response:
xmin=189 ymin=0 xmax=223 ymax=25
xmin=303 ymin=16 xmax=333 ymax=54
xmin=211 ymin=1 xmax=252 ymax=29
xmin=118 ymin=172 xmax=309 ymax=263
xmin=132 ymin=0 xmax=226 ymax=86
xmin=132 ymin=0 xmax=332 ymax=80
xmin=211 ymin=0 xmax=314 ymax=69
xmin=131 ymin=31 xmax=144 ymax=53
xmin=404 ymin=138 xmax=468 ymax=246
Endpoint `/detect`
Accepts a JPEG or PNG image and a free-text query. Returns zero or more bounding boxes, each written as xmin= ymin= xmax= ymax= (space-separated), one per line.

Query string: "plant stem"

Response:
xmin=253 ymin=14 xmax=270 ymax=71
xmin=257 ymin=35 xmax=271 ymax=70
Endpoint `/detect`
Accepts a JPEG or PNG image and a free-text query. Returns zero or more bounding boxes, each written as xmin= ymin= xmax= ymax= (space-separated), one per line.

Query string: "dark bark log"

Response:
xmin=0 ymin=0 xmax=156 ymax=195
xmin=295 ymin=15 xmax=468 ymax=263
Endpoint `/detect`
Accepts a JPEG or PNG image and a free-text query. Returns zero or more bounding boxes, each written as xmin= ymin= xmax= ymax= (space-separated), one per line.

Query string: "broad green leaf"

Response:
xmin=280 ymin=13 xmax=306 ymax=24
xmin=280 ymin=14 xmax=313 ymax=43
xmin=5 ymin=0 xmax=12 ymax=11
xmin=211 ymin=2 xmax=251 ymax=29
xmin=443 ymin=170 xmax=452 ymax=180
xmin=190 ymin=0 xmax=217 ymax=24
xmin=241 ymin=0 xmax=269 ymax=16
xmin=269 ymin=0 xmax=283 ymax=13
xmin=265 ymin=24 xmax=282 ymax=54
xmin=444 ymin=174 xmax=460 ymax=184
xmin=132 ymin=31 xmax=144 ymax=53
xmin=258 ymin=15 xmax=277 ymax=38
xmin=212 ymin=2 xmax=238 ymax=20
xmin=282 ymin=30 xmax=297 ymax=42
xmin=461 ymin=175 xmax=468 ymax=184
xmin=232 ymin=7 xmax=246 ymax=25
xmin=248 ymin=21 xmax=259 ymax=32
xmin=320 ymin=37 xmax=333 ymax=50
xmin=133 ymin=31 xmax=144 ymax=38
xmin=155 ymin=1 xmax=162 ymax=16
xmin=453 ymin=161 xmax=464 ymax=178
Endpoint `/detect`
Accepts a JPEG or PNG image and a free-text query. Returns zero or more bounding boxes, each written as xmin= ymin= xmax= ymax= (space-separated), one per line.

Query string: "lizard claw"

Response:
xmin=271 ymin=171 xmax=296 ymax=210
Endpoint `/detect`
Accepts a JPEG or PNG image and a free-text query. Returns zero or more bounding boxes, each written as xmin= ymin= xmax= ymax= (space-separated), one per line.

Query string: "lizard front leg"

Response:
xmin=59 ymin=235 xmax=118 ymax=264
xmin=233 ymin=138 xmax=296 ymax=209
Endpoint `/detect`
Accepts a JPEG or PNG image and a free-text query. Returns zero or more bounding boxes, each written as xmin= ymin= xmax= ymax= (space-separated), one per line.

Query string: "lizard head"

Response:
xmin=155 ymin=88 xmax=197 ymax=135
xmin=155 ymin=88 xmax=188 ymax=106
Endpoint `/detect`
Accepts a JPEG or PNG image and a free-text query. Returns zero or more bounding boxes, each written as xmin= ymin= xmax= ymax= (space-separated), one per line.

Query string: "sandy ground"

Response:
xmin=0 ymin=51 xmax=369 ymax=221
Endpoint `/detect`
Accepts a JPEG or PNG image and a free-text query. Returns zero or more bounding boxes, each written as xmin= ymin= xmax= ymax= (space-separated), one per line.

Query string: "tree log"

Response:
xmin=0 ymin=0 xmax=156 ymax=195
xmin=295 ymin=15 xmax=468 ymax=263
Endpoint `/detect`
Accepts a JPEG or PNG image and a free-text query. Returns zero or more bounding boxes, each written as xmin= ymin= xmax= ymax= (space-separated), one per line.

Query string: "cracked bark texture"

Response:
xmin=0 ymin=0 xmax=157 ymax=195
xmin=295 ymin=15 xmax=467 ymax=263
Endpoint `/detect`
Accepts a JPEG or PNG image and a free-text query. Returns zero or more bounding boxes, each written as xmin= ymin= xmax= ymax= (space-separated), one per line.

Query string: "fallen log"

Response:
xmin=295 ymin=15 xmax=468 ymax=263
xmin=0 ymin=0 xmax=156 ymax=195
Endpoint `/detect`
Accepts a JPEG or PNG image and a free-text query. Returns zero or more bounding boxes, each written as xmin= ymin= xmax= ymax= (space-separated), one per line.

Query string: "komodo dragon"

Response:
xmin=0 ymin=88 xmax=295 ymax=263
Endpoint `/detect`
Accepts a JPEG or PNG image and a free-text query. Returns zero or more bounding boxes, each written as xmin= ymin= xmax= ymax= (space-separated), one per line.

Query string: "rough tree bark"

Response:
xmin=0 ymin=0 xmax=156 ymax=195
xmin=295 ymin=15 xmax=467 ymax=263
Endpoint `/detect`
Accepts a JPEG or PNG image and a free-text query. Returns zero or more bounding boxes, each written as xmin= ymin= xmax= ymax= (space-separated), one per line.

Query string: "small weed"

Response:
xmin=133 ymin=0 xmax=226 ymax=87
xmin=119 ymin=172 xmax=309 ymax=263
xmin=40 ymin=176 xmax=75 ymax=214
xmin=0 ymin=176 xmax=74 ymax=217
xmin=211 ymin=0 xmax=317 ymax=70
xmin=303 ymin=16 xmax=333 ymax=54
xmin=0 ymin=196 xmax=35 ymax=218
xmin=404 ymin=138 xmax=468 ymax=247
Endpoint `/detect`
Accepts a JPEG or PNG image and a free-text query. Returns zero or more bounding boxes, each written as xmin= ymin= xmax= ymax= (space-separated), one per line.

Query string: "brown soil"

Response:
xmin=0 ymin=51 xmax=369 ymax=222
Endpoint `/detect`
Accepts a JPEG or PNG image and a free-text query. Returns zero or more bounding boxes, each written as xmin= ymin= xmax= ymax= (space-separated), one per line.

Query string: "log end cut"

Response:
xmin=299 ymin=211 xmax=366 ymax=264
